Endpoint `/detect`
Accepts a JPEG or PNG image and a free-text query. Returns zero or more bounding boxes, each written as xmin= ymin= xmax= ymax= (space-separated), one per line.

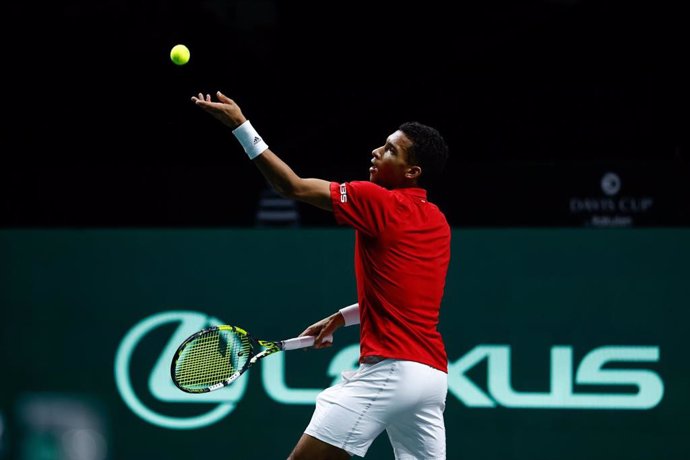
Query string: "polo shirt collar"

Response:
xmin=396 ymin=187 xmax=427 ymax=200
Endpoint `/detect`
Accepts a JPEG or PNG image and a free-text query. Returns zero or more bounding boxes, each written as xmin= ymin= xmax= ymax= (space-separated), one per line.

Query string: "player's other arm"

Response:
xmin=192 ymin=90 xmax=332 ymax=211
xmin=300 ymin=303 xmax=360 ymax=348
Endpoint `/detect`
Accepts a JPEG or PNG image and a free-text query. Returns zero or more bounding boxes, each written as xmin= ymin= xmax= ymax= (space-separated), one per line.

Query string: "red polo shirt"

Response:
xmin=330 ymin=181 xmax=450 ymax=373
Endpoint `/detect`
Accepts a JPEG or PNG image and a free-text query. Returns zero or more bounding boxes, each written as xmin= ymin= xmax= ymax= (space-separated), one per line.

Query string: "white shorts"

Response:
xmin=304 ymin=359 xmax=447 ymax=459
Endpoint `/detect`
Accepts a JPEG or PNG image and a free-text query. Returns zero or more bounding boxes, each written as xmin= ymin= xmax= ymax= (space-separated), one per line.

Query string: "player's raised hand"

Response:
xmin=191 ymin=91 xmax=247 ymax=129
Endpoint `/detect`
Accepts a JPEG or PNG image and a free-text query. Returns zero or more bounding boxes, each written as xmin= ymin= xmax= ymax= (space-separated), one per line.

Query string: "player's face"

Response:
xmin=369 ymin=130 xmax=415 ymax=188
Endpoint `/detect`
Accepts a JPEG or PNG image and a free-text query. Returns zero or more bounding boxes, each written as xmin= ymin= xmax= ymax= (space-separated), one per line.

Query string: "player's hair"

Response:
xmin=398 ymin=121 xmax=449 ymax=186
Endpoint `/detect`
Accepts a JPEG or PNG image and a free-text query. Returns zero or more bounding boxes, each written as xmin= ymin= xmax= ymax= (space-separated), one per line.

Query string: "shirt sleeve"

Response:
xmin=330 ymin=181 xmax=391 ymax=237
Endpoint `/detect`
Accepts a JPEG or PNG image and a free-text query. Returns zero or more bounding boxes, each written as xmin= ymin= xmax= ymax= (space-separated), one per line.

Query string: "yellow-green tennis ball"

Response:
xmin=170 ymin=44 xmax=190 ymax=65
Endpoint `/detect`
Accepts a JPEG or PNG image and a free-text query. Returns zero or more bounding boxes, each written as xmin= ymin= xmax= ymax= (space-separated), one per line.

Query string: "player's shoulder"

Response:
xmin=347 ymin=180 xmax=385 ymax=190
xmin=344 ymin=180 xmax=392 ymax=197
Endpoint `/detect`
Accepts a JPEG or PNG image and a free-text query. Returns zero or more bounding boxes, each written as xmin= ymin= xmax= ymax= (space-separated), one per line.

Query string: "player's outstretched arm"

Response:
xmin=192 ymin=91 xmax=332 ymax=211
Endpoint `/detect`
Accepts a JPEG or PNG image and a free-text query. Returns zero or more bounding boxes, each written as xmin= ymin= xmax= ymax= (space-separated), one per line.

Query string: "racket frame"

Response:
xmin=170 ymin=324 xmax=314 ymax=393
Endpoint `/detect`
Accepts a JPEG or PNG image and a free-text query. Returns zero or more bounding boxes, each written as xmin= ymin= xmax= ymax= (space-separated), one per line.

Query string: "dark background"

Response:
xmin=3 ymin=0 xmax=689 ymax=227
xmin=2 ymin=3 xmax=689 ymax=458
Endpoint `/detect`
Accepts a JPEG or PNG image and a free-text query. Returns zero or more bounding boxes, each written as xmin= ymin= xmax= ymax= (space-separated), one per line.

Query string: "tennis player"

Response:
xmin=192 ymin=91 xmax=451 ymax=460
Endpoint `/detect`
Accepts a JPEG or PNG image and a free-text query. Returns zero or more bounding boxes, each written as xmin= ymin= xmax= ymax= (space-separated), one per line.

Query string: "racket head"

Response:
xmin=171 ymin=325 xmax=254 ymax=393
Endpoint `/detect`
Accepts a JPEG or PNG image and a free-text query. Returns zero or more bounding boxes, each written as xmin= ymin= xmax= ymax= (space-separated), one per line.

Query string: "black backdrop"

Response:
xmin=2 ymin=1 xmax=688 ymax=227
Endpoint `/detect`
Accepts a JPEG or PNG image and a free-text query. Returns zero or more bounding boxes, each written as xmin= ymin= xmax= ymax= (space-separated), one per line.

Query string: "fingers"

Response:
xmin=299 ymin=326 xmax=315 ymax=337
xmin=297 ymin=328 xmax=333 ymax=349
xmin=190 ymin=92 xmax=234 ymax=112
xmin=191 ymin=93 xmax=211 ymax=104
xmin=216 ymin=91 xmax=232 ymax=103
xmin=314 ymin=330 xmax=334 ymax=348
xmin=313 ymin=338 xmax=333 ymax=349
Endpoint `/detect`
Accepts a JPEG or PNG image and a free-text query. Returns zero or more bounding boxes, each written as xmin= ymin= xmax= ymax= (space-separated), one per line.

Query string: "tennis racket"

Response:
xmin=171 ymin=324 xmax=332 ymax=393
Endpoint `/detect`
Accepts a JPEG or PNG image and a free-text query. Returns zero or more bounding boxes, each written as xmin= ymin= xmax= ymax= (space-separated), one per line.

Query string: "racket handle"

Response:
xmin=282 ymin=334 xmax=334 ymax=351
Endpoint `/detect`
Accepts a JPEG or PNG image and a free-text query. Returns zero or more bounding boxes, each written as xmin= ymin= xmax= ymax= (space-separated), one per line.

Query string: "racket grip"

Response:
xmin=282 ymin=334 xmax=334 ymax=351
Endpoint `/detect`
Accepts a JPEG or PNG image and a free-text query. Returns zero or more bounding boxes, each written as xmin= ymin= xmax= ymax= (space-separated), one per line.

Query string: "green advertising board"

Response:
xmin=1 ymin=229 xmax=687 ymax=459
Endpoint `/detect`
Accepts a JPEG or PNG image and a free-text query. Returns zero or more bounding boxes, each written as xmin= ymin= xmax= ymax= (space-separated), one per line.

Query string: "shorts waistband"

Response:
xmin=361 ymin=355 xmax=386 ymax=364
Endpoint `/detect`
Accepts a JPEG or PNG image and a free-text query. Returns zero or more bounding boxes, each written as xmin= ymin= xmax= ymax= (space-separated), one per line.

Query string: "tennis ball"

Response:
xmin=170 ymin=44 xmax=190 ymax=65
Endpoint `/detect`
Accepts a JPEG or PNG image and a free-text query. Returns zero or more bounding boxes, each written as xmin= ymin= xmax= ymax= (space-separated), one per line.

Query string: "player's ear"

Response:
xmin=405 ymin=165 xmax=422 ymax=180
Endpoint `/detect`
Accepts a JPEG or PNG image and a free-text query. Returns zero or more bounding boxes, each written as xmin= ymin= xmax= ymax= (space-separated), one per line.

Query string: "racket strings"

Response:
xmin=175 ymin=330 xmax=251 ymax=390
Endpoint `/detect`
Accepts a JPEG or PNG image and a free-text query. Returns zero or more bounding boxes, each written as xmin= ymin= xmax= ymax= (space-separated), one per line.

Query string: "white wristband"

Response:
xmin=339 ymin=303 xmax=360 ymax=326
xmin=232 ymin=120 xmax=269 ymax=160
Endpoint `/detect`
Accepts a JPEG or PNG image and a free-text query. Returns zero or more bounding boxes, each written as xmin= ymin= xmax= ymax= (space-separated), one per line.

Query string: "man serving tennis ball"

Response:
xmin=192 ymin=90 xmax=451 ymax=460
